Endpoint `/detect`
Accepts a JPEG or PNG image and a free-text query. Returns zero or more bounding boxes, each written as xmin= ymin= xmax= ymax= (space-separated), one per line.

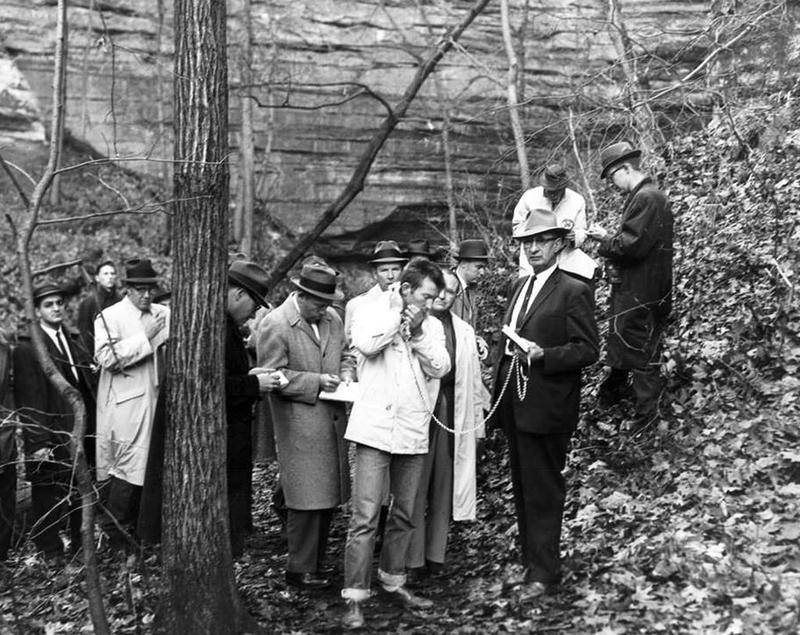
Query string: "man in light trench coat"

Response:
xmin=257 ymin=262 xmax=355 ymax=590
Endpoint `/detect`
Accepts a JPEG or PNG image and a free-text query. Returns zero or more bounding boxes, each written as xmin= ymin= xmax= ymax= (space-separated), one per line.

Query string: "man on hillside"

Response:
xmin=95 ymin=258 xmax=169 ymax=551
xmin=406 ymin=268 xmax=485 ymax=584
xmin=451 ymin=239 xmax=489 ymax=328
xmin=586 ymin=141 xmax=673 ymax=427
xmin=258 ymin=262 xmax=355 ymax=590
xmin=340 ymin=257 xmax=450 ymax=630
xmin=14 ymin=283 xmax=97 ymax=564
xmin=77 ymin=260 xmax=121 ymax=357
xmin=513 ymin=164 xmax=597 ymax=281
xmin=492 ymin=208 xmax=598 ymax=599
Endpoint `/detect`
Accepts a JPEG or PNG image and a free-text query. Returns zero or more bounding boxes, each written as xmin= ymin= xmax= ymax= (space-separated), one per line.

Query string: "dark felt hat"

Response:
xmin=541 ymin=164 xmax=570 ymax=190
xmin=600 ymin=141 xmax=642 ymax=179
xmin=124 ymin=258 xmax=160 ymax=285
xmin=513 ymin=208 xmax=569 ymax=240
xmin=404 ymin=238 xmax=438 ymax=260
xmin=369 ymin=240 xmax=407 ymax=264
xmin=455 ymin=239 xmax=490 ymax=261
xmin=228 ymin=260 xmax=270 ymax=308
xmin=33 ymin=282 xmax=66 ymax=304
xmin=291 ymin=263 xmax=343 ymax=302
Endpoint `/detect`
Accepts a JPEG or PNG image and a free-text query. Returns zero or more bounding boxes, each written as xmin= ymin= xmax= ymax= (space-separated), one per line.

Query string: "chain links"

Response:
xmin=405 ymin=341 xmax=528 ymax=435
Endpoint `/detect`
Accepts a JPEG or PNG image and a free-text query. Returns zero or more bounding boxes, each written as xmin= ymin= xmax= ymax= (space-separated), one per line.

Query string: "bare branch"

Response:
xmin=32 ymin=259 xmax=83 ymax=278
xmin=37 ymin=198 xmax=188 ymax=227
xmin=246 ymin=81 xmax=394 ymax=116
xmin=0 ymin=152 xmax=31 ymax=207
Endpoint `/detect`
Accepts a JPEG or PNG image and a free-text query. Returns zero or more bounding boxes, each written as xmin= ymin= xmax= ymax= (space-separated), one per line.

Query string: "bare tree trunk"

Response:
xmin=500 ymin=0 xmax=529 ymax=190
xmin=7 ymin=2 xmax=109 ymax=633
xmin=50 ymin=2 xmax=69 ymax=207
xmin=159 ymin=0 xmax=250 ymax=631
xmin=80 ymin=0 xmax=95 ymax=139
xmin=567 ymin=107 xmax=597 ymax=218
xmin=266 ymin=0 xmax=493 ymax=288
xmin=238 ymin=0 xmax=255 ymax=256
xmin=156 ymin=0 xmax=169 ymax=185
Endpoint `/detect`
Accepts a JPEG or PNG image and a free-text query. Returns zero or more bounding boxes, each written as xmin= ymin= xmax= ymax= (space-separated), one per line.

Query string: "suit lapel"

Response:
xmin=318 ymin=313 xmax=331 ymax=354
xmin=286 ymin=296 xmax=320 ymax=348
xmin=518 ymin=271 xmax=560 ymax=330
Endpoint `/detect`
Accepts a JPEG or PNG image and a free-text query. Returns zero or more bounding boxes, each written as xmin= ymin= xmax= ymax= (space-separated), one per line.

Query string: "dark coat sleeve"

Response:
xmin=598 ymin=186 xmax=669 ymax=265
xmin=540 ymin=280 xmax=599 ymax=375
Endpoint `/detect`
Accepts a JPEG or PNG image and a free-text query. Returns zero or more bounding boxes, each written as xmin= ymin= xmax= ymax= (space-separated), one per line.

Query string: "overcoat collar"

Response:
xmin=624 ymin=176 xmax=653 ymax=211
xmin=286 ymin=293 xmax=330 ymax=350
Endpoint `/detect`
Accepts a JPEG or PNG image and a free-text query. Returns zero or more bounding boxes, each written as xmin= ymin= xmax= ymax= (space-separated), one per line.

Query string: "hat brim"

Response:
xmin=370 ymin=257 xmax=407 ymax=264
xmin=600 ymin=149 xmax=642 ymax=179
xmin=456 ymin=254 xmax=490 ymax=261
xmin=229 ymin=271 xmax=269 ymax=308
xmin=513 ymin=226 xmax=569 ymax=240
xmin=125 ymin=277 xmax=160 ymax=285
xmin=291 ymin=278 xmax=344 ymax=302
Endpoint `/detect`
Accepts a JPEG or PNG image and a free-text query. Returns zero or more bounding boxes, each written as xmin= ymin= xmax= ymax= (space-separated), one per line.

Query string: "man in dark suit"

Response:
xmin=492 ymin=208 xmax=599 ymax=598
xmin=13 ymin=282 xmax=97 ymax=564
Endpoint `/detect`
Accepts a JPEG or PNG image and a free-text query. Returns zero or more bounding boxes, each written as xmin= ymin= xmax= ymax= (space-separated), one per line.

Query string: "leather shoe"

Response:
xmin=285 ymin=571 xmax=331 ymax=590
xmin=405 ymin=566 xmax=428 ymax=589
xmin=382 ymin=585 xmax=433 ymax=609
xmin=341 ymin=600 xmax=365 ymax=630
xmin=519 ymin=580 xmax=549 ymax=601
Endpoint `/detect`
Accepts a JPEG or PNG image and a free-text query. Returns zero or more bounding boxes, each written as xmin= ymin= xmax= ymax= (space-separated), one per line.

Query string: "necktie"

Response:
xmin=514 ymin=275 xmax=537 ymax=330
xmin=55 ymin=329 xmax=78 ymax=383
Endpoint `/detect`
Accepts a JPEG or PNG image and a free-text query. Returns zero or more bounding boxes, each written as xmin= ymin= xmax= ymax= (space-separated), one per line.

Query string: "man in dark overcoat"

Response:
xmin=13 ymin=283 xmax=97 ymax=563
xmin=492 ymin=209 xmax=599 ymax=599
xmin=586 ymin=141 xmax=673 ymax=426
xmin=257 ymin=262 xmax=355 ymax=590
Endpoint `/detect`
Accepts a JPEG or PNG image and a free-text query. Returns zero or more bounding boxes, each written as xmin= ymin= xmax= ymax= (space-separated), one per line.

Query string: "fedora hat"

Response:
xmin=291 ymin=263 xmax=343 ymax=302
xmin=33 ymin=282 xmax=66 ymax=304
xmin=541 ymin=164 xmax=570 ymax=190
xmin=124 ymin=258 xmax=160 ymax=285
xmin=404 ymin=238 xmax=438 ymax=260
xmin=369 ymin=240 xmax=407 ymax=264
xmin=513 ymin=208 xmax=569 ymax=240
xmin=455 ymin=239 xmax=489 ymax=261
xmin=600 ymin=141 xmax=642 ymax=179
xmin=228 ymin=260 xmax=270 ymax=308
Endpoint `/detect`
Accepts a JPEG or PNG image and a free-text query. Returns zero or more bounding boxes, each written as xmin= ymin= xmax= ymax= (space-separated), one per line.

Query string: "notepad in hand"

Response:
xmin=319 ymin=382 xmax=360 ymax=403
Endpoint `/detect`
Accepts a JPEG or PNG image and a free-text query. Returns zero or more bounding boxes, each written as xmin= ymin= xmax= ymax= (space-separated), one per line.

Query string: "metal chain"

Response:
xmin=404 ymin=341 xmax=528 ymax=435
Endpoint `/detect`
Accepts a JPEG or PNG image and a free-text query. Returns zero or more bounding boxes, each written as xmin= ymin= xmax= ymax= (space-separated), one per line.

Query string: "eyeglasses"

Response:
xmin=522 ymin=235 xmax=562 ymax=245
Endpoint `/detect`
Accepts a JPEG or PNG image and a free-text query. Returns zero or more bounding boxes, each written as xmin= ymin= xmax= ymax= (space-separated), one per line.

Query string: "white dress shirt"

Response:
xmin=40 ymin=322 xmax=79 ymax=381
xmin=505 ymin=264 xmax=557 ymax=356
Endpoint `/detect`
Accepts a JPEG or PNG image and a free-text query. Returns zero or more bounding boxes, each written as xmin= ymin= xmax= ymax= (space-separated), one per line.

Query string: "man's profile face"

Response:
xmin=374 ymin=263 xmax=403 ymax=291
xmin=95 ymin=264 xmax=117 ymax=291
xmin=36 ymin=294 xmax=65 ymax=329
xmin=228 ymin=288 xmax=258 ymax=326
xmin=608 ymin=164 xmax=630 ymax=192
xmin=127 ymin=284 xmax=155 ymax=312
xmin=432 ymin=272 xmax=459 ymax=315
xmin=297 ymin=292 xmax=331 ymax=324
xmin=523 ymin=232 xmax=565 ymax=274
xmin=458 ymin=260 xmax=486 ymax=285
xmin=401 ymin=277 xmax=440 ymax=312
xmin=543 ymin=186 xmax=566 ymax=207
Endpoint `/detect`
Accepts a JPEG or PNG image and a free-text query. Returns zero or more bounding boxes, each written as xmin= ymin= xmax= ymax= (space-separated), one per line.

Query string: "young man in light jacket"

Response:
xmin=341 ymin=257 xmax=450 ymax=630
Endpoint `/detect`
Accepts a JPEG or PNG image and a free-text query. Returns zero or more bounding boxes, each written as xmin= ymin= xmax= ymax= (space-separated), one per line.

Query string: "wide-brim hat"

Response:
xmin=228 ymin=260 xmax=270 ymax=308
xmin=369 ymin=240 xmax=407 ymax=264
xmin=600 ymin=141 xmax=642 ymax=179
xmin=124 ymin=258 xmax=160 ymax=285
xmin=291 ymin=263 xmax=344 ymax=302
xmin=541 ymin=164 xmax=570 ymax=190
xmin=455 ymin=239 xmax=490 ymax=261
xmin=513 ymin=208 xmax=570 ymax=240
xmin=404 ymin=238 xmax=438 ymax=260
xmin=33 ymin=282 xmax=66 ymax=303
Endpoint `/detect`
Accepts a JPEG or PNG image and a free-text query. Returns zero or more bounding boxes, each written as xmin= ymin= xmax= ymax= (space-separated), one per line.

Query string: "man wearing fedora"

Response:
xmin=14 ymin=282 xmax=97 ymax=563
xmin=257 ymin=262 xmax=355 ymax=590
xmin=340 ymin=257 xmax=450 ymax=630
xmin=491 ymin=208 xmax=598 ymax=599
xmin=451 ymin=238 xmax=489 ymax=328
xmin=344 ymin=240 xmax=407 ymax=347
xmin=513 ymin=164 xmax=597 ymax=281
xmin=404 ymin=238 xmax=439 ymax=261
xmin=94 ymin=258 xmax=170 ymax=550
xmin=586 ymin=141 xmax=673 ymax=427
xmin=225 ymin=260 xmax=281 ymax=557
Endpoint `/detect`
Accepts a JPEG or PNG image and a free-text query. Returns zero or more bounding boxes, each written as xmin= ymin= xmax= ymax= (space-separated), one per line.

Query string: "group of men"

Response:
xmin=0 ymin=139 xmax=673 ymax=632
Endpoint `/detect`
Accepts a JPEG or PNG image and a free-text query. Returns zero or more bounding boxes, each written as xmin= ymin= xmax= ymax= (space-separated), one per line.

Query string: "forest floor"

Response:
xmin=1 ymin=389 xmax=798 ymax=634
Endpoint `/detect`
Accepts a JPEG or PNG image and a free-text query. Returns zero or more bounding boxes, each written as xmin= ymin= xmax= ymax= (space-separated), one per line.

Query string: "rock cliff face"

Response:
xmin=0 ymin=0 xmax=727 ymax=236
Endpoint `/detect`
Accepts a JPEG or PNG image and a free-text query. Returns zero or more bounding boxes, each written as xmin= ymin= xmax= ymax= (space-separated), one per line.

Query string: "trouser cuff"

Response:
xmin=378 ymin=568 xmax=406 ymax=591
xmin=341 ymin=587 xmax=371 ymax=602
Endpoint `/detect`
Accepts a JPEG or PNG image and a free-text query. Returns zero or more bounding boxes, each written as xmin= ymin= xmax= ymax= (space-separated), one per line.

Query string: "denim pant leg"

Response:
xmin=379 ymin=453 xmax=426 ymax=578
xmin=343 ymin=444 xmax=391 ymax=594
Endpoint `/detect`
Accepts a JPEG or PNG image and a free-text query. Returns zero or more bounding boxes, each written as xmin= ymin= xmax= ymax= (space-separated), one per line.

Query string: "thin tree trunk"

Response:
xmin=266 ymin=0 xmax=493 ymax=288
xmin=500 ymin=0 xmax=529 ymax=190
xmin=8 ymin=1 xmax=109 ymax=632
xmin=239 ymin=0 xmax=255 ymax=256
xmin=159 ymin=0 xmax=249 ymax=631
xmin=50 ymin=2 xmax=69 ymax=206
xmin=567 ymin=107 xmax=596 ymax=218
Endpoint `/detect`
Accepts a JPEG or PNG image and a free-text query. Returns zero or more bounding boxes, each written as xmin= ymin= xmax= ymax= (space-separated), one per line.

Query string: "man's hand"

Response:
xmin=320 ymin=373 xmax=341 ymax=392
xmin=388 ymin=286 xmax=404 ymax=313
xmin=586 ymin=224 xmax=609 ymax=240
xmin=403 ymin=305 xmax=426 ymax=335
xmin=143 ymin=312 xmax=167 ymax=340
xmin=512 ymin=335 xmax=544 ymax=363
xmin=249 ymin=367 xmax=284 ymax=392
xmin=475 ymin=335 xmax=489 ymax=361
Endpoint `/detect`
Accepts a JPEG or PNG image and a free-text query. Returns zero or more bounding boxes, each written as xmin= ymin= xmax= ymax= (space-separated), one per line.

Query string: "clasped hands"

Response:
xmin=389 ymin=288 xmax=427 ymax=336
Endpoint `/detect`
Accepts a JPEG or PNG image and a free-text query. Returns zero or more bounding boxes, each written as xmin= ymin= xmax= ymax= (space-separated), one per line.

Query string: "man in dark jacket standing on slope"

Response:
xmin=225 ymin=260 xmax=281 ymax=557
xmin=586 ymin=141 xmax=673 ymax=427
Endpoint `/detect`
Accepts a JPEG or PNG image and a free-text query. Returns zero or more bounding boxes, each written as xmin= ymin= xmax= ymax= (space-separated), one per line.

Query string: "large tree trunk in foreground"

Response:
xmin=159 ymin=0 xmax=247 ymax=631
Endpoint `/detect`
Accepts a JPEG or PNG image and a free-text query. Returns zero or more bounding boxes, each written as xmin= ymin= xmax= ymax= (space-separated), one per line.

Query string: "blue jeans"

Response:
xmin=342 ymin=444 xmax=425 ymax=599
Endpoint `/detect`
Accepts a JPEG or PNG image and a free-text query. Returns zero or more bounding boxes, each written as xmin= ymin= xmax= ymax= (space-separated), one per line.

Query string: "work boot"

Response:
xmin=341 ymin=599 xmax=365 ymax=630
xmin=382 ymin=584 xmax=433 ymax=609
